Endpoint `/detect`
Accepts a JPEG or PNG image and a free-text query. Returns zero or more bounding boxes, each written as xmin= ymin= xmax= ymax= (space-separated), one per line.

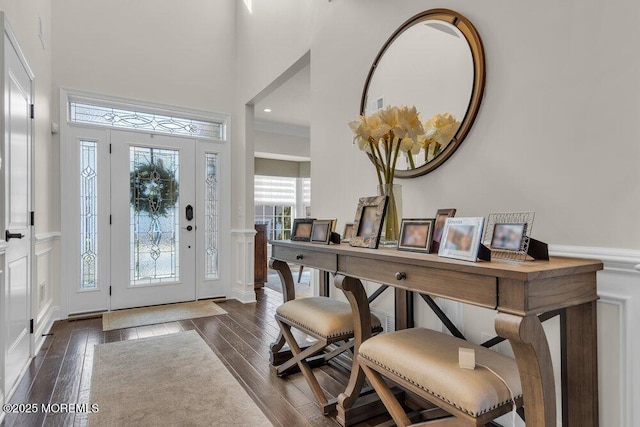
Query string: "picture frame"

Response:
xmin=310 ymin=219 xmax=332 ymax=244
xmin=342 ymin=222 xmax=355 ymax=243
xmin=397 ymin=218 xmax=435 ymax=253
xmin=349 ymin=195 xmax=388 ymax=249
xmin=438 ymin=217 xmax=485 ymax=262
xmin=317 ymin=218 xmax=337 ymax=232
xmin=431 ymin=208 xmax=457 ymax=253
xmin=490 ymin=223 xmax=528 ymax=251
xmin=291 ymin=218 xmax=315 ymax=241
xmin=483 ymin=212 xmax=536 ymax=262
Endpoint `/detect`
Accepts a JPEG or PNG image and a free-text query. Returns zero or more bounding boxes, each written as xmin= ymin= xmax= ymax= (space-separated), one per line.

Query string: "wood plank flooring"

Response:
xmin=0 ymin=287 xmax=391 ymax=427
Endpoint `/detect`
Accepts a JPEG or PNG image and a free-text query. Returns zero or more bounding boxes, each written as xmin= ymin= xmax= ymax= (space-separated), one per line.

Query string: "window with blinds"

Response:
xmin=254 ymin=176 xmax=310 ymax=241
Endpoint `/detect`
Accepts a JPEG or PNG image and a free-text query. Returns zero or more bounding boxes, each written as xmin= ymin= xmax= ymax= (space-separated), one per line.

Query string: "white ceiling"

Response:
xmin=254 ymin=64 xmax=310 ymax=128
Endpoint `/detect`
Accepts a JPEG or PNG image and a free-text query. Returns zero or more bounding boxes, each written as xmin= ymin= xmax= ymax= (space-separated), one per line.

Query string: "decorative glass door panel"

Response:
xmin=204 ymin=153 xmax=219 ymax=280
xmin=130 ymin=146 xmax=180 ymax=285
xmin=110 ymin=130 xmax=195 ymax=310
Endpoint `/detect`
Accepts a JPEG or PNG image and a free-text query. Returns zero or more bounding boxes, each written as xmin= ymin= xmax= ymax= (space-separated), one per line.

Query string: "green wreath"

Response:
xmin=130 ymin=161 xmax=179 ymax=216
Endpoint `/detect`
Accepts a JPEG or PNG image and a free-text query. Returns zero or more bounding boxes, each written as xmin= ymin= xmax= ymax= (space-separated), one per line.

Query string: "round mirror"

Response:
xmin=361 ymin=9 xmax=485 ymax=178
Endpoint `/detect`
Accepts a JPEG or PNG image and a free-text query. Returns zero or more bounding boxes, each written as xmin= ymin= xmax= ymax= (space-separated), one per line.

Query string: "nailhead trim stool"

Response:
xmin=358 ymin=328 xmax=523 ymax=426
xmin=275 ymin=296 xmax=383 ymax=414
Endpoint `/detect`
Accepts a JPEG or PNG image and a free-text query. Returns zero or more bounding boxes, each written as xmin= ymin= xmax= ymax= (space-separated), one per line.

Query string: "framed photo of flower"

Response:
xmin=431 ymin=208 xmax=457 ymax=253
xmin=397 ymin=219 xmax=435 ymax=253
xmin=291 ymin=218 xmax=314 ymax=241
xmin=342 ymin=222 xmax=355 ymax=243
xmin=310 ymin=219 xmax=332 ymax=244
xmin=438 ymin=217 xmax=485 ymax=262
xmin=350 ymin=196 xmax=388 ymax=249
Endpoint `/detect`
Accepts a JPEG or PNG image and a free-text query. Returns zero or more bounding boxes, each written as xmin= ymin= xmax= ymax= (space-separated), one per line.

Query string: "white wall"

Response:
xmin=309 ymin=0 xmax=639 ymax=250
xmin=52 ymin=0 xmax=235 ymax=114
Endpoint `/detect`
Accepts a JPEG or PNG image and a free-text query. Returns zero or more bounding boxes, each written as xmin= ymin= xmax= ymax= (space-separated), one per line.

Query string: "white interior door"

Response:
xmin=110 ymin=130 xmax=196 ymax=310
xmin=3 ymin=24 xmax=33 ymax=397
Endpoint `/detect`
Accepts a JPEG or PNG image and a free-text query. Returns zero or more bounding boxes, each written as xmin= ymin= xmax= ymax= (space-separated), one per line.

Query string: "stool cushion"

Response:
xmin=358 ymin=328 xmax=522 ymax=417
xmin=276 ymin=297 xmax=382 ymax=339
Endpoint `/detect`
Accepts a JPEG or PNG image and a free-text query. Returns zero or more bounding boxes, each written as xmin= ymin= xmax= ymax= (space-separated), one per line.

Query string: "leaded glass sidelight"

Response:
xmin=129 ymin=146 xmax=180 ymax=285
xmin=80 ymin=140 xmax=98 ymax=289
xmin=204 ymin=153 xmax=219 ymax=279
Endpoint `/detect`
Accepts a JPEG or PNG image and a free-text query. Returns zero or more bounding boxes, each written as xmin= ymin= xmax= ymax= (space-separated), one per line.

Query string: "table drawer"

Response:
xmin=272 ymin=245 xmax=337 ymax=272
xmin=338 ymin=255 xmax=497 ymax=308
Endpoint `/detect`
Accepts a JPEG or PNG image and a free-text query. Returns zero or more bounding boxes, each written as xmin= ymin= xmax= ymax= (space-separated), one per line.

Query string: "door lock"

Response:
xmin=183 ymin=225 xmax=193 ymax=231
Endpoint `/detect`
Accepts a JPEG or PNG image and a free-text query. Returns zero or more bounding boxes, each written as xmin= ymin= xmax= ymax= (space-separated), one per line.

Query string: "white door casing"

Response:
xmin=60 ymin=92 xmax=231 ymax=315
xmin=2 ymin=14 xmax=34 ymax=399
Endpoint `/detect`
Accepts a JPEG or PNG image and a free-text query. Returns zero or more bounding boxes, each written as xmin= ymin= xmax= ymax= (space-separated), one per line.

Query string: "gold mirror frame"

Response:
xmin=360 ymin=9 xmax=486 ymax=178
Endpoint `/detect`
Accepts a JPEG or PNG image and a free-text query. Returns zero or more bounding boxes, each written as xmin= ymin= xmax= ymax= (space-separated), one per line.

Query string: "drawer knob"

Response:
xmin=296 ymin=254 xmax=304 ymax=260
xmin=395 ymin=272 xmax=407 ymax=281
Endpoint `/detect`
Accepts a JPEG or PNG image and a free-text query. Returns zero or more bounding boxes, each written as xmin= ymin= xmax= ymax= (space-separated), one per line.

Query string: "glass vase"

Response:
xmin=377 ymin=183 xmax=402 ymax=247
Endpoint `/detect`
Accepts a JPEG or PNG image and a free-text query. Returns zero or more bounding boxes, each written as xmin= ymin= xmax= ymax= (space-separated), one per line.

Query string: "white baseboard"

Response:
xmin=34 ymin=304 xmax=60 ymax=356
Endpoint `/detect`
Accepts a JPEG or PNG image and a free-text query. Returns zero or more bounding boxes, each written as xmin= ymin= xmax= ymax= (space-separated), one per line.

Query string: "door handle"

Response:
xmin=5 ymin=230 xmax=24 ymax=241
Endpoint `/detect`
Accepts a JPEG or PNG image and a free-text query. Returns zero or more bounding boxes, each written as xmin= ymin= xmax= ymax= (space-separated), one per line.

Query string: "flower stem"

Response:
xmin=370 ymin=139 xmax=384 ymax=188
xmin=408 ymin=152 xmax=415 ymax=169
xmin=390 ymin=137 xmax=400 ymax=183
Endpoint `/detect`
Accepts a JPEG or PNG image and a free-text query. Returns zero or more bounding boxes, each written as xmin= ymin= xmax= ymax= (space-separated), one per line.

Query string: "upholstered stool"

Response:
xmin=358 ymin=328 xmax=523 ymax=426
xmin=275 ymin=296 xmax=383 ymax=413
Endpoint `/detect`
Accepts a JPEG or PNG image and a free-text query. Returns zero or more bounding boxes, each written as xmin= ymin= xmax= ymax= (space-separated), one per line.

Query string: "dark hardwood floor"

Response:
xmin=0 ymin=287 xmax=390 ymax=427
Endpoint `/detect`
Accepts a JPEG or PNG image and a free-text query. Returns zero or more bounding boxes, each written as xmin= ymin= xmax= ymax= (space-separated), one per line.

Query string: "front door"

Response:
xmin=110 ymin=130 xmax=196 ymax=310
xmin=3 ymin=18 xmax=33 ymax=396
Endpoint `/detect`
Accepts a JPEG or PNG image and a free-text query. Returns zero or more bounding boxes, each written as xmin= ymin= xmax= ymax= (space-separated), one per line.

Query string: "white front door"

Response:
xmin=110 ymin=130 xmax=196 ymax=310
xmin=2 ymin=20 xmax=33 ymax=397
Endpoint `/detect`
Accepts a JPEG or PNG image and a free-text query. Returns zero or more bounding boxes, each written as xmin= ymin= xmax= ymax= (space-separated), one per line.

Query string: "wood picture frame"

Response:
xmin=310 ymin=219 xmax=332 ymax=244
xmin=397 ymin=218 xmax=435 ymax=253
xmin=291 ymin=218 xmax=314 ymax=241
xmin=350 ymin=195 xmax=388 ymax=249
xmin=438 ymin=217 xmax=485 ymax=262
xmin=342 ymin=222 xmax=355 ymax=243
xmin=431 ymin=208 xmax=457 ymax=253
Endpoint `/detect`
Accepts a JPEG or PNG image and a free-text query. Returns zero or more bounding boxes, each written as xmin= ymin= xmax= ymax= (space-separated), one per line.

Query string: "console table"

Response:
xmin=269 ymin=240 xmax=603 ymax=427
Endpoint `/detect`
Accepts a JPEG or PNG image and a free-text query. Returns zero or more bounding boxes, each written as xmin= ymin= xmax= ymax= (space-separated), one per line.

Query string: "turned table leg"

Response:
xmin=495 ymin=312 xmax=556 ymax=427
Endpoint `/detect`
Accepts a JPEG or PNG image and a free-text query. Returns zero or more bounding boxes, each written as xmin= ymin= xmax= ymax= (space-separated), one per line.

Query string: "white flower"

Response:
xmin=424 ymin=113 xmax=460 ymax=146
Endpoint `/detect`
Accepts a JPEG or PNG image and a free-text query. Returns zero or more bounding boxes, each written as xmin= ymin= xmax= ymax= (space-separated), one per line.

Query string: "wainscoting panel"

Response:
xmin=231 ymin=229 xmax=258 ymax=303
xmin=34 ymin=233 xmax=60 ymax=357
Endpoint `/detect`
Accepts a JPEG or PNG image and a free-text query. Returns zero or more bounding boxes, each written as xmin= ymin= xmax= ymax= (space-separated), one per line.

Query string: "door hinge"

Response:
xmin=30 ymin=319 xmax=34 ymax=334
xmin=109 ymin=286 xmax=112 ymax=296
xmin=109 ymin=214 xmax=112 ymax=225
xmin=109 ymin=143 xmax=112 ymax=154
xmin=30 ymin=211 xmax=35 ymax=226
xmin=30 ymin=104 xmax=35 ymax=119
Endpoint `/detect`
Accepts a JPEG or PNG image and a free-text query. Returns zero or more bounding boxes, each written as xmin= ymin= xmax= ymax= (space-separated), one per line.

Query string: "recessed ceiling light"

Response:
xmin=263 ymin=108 xmax=272 ymax=113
